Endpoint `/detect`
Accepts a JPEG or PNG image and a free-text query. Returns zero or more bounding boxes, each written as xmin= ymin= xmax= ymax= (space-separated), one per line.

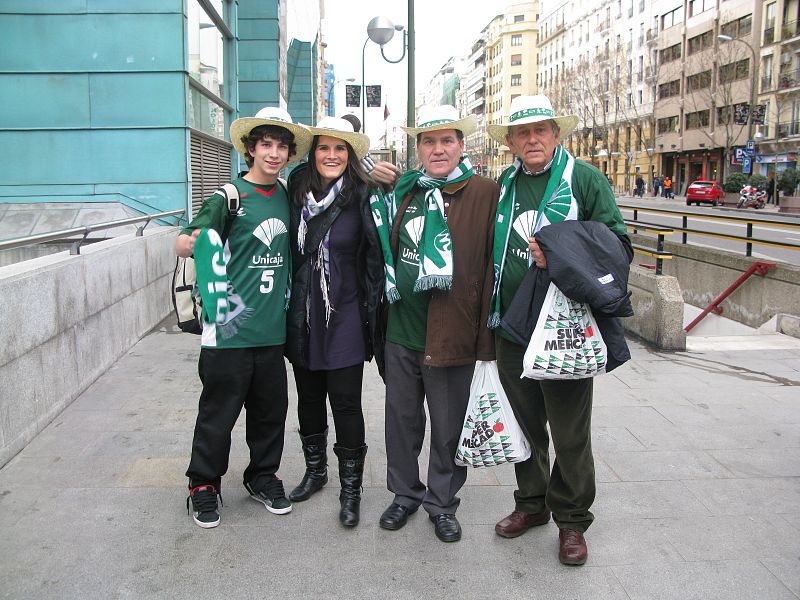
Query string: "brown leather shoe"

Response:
xmin=558 ymin=528 xmax=588 ymax=565
xmin=494 ymin=509 xmax=551 ymax=538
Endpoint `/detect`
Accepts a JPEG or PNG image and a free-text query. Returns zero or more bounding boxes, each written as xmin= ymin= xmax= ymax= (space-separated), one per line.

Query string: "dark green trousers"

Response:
xmin=495 ymin=334 xmax=595 ymax=533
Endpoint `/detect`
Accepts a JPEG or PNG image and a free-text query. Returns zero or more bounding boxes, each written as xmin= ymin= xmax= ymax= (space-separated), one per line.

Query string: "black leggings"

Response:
xmin=292 ymin=363 xmax=365 ymax=448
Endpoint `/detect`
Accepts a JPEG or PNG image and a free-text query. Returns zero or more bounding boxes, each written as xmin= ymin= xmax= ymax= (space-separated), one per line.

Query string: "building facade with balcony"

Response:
xmin=756 ymin=0 xmax=800 ymax=174
xmin=539 ymin=0 xmax=658 ymax=193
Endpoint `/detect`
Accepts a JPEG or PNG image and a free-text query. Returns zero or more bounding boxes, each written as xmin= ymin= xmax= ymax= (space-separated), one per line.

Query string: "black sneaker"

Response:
xmin=245 ymin=476 xmax=292 ymax=515
xmin=187 ymin=484 xmax=222 ymax=528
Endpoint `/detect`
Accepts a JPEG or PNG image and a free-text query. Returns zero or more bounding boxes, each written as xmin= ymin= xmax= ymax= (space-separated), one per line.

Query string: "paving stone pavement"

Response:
xmin=1 ymin=319 xmax=799 ymax=599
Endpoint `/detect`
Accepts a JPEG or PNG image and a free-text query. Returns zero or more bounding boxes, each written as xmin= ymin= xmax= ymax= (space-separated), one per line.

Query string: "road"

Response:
xmin=617 ymin=195 xmax=800 ymax=266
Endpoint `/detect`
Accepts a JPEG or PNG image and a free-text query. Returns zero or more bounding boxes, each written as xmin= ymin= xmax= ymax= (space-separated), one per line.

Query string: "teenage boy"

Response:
xmin=176 ymin=107 xmax=312 ymax=528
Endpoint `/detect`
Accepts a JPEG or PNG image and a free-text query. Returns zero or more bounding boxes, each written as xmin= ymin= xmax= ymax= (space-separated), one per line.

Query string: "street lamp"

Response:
xmin=362 ymin=16 xmax=408 ymax=138
xmin=717 ymin=34 xmax=759 ymax=142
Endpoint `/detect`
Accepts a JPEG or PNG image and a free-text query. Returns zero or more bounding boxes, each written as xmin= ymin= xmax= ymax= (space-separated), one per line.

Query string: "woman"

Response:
xmin=285 ymin=117 xmax=385 ymax=527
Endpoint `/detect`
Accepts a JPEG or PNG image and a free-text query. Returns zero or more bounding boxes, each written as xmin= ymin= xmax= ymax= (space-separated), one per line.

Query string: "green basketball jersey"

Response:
xmin=181 ymin=178 xmax=290 ymax=348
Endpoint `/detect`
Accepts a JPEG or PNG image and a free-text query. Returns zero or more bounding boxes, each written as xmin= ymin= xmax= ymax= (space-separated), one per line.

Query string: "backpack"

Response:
xmin=172 ymin=183 xmax=240 ymax=334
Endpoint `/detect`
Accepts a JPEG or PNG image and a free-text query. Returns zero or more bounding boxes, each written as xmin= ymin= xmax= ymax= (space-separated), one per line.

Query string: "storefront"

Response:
xmin=755 ymin=152 xmax=799 ymax=175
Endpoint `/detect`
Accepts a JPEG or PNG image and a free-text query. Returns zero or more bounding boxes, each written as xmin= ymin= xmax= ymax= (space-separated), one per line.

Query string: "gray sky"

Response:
xmin=321 ymin=0 xmax=503 ymax=142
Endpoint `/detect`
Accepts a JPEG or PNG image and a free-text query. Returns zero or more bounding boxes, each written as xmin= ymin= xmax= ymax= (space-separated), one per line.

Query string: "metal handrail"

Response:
xmin=0 ymin=209 xmax=185 ymax=255
xmin=625 ymin=220 xmax=673 ymax=275
xmin=618 ymin=203 xmax=800 ymax=257
xmin=684 ymin=261 xmax=776 ymax=332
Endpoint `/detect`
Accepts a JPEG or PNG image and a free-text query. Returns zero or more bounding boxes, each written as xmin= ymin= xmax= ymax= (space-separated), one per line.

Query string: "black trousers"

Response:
xmin=186 ymin=346 xmax=288 ymax=491
xmin=495 ymin=334 xmax=595 ymax=533
xmin=292 ymin=363 xmax=365 ymax=448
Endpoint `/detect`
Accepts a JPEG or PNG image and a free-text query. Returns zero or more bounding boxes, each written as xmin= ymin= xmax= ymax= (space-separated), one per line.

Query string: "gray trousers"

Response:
xmin=384 ymin=342 xmax=474 ymax=515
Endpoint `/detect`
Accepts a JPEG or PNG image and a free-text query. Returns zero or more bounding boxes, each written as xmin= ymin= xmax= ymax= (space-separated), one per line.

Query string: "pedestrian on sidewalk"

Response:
xmin=486 ymin=94 xmax=632 ymax=566
xmin=284 ymin=116 xmax=391 ymax=528
xmin=663 ymin=175 xmax=673 ymax=199
xmin=175 ymin=107 xmax=312 ymax=528
xmin=767 ymin=173 xmax=776 ymax=205
xmin=374 ymin=105 xmax=498 ymax=543
xmin=652 ymin=175 xmax=661 ymax=197
xmin=634 ymin=174 xmax=645 ymax=197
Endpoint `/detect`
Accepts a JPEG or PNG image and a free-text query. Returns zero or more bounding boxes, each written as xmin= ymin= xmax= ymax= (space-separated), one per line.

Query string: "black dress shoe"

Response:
xmin=429 ymin=513 xmax=461 ymax=542
xmin=379 ymin=503 xmax=417 ymax=530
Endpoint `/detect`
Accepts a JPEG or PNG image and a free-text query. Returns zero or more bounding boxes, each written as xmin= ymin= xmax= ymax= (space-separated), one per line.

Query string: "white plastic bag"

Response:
xmin=454 ymin=361 xmax=532 ymax=468
xmin=522 ymin=282 xmax=607 ymax=380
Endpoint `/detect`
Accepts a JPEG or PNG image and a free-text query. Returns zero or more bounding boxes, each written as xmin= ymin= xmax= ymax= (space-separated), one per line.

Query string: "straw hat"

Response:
xmin=487 ymin=95 xmax=579 ymax=144
xmin=400 ymin=105 xmax=477 ymax=137
xmin=305 ymin=116 xmax=372 ymax=159
xmin=229 ymin=107 xmax=312 ymax=165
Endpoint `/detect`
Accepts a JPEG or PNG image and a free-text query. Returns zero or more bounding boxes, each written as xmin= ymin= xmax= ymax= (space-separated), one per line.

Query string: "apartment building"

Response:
xmin=757 ymin=0 xmax=800 ymax=175
xmin=455 ymin=38 xmax=489 ymax=174
xmin=484 ymin=2 xmax=541 ymax=178
xmin=539 ymin=0 xmax=657 ymax=192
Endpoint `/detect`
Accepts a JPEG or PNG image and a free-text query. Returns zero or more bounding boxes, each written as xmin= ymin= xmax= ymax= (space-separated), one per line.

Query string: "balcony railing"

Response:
xmin=596 ymin=19 xmax=610 ymax=32
xmin=760 ymin=75 xmax=772 ymax=91
xmin=777 ymin=119 xmax=800 ymax=136
xmin=783 ymin=20 xmax=799 ymax=39
xmin=779 ymin=68 xmax=800 ymax=90
xmin=763 ymin=25 xmax=775 ymax=45
xmin=646 ymin=29 xmax=658 ymax=43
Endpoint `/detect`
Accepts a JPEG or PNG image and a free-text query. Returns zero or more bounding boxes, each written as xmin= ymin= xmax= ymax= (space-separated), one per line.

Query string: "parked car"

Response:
xmin=686 ymin=180 xmax=724 ymax=206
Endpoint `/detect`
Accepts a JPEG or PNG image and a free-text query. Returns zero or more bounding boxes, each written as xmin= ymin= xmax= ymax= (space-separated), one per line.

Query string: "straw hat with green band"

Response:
xmin=487 ymin=95 xmax=579 ymax=144
xmin=400 ymin=105 xmax=477 ymax=137
xmin=229 ymin=106 xmax=313 ymax=165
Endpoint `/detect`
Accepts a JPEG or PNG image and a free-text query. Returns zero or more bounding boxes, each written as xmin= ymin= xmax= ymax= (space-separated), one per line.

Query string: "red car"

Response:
xmin=686 ymin=180 xmax=724 ymax=206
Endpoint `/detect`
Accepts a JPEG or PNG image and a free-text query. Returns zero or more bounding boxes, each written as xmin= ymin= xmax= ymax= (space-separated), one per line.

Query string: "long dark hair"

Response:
xmin=291 ymin=135 xmax=369 ymax=208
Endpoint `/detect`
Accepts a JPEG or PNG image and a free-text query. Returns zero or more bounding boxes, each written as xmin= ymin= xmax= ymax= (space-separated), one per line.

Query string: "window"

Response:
xmin=761 ymin=55 xmax=773 ymax=91
xmin=717 ymin=105 xmax=733 ymax=125
xmin=687 ymin=31 xmax=713 ymax=54
xmin=511 ymin=54 xmax=522 ymax=66
xmin=514 ymin=14 xmax=524 ymax=23
xmin=638 ymin=89 xmax=643 ymax=103
xmin=187 ymin=0 xmax=231 ymax=141
xmin=688 ymin=0 xmax=713 ymax=17
xmin=685 ymin=110 xmax=710 ymax=129
xmin=657 ymin=115 xmax=679 ymax=133
xmin=764 ymin=3 xmax=776 ymax=43
xmin=658 ymin=79 xmax=681 ymax=98
xmin=720 ymin=14 xmax=752 ymax=38
xmin=511 ymin=74 xmax=522 ymax=86
xmin=687 ymin=70 xmax=712 ymax=91
xmin=661 ymin=6 xmax=684 ymax=29
xmin=511 ymin=34 xmax=523 ymax=46
xmin=719 ymin=59 xmax=750 ymax=83
xmin=660 ymin=43 xmax=681 ymax=63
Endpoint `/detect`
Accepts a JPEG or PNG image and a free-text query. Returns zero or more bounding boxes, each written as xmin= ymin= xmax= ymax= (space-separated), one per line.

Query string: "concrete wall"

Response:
xmin=632 ymin=235 xmax=800 ymax=329
xmin=625 ymin=266 xmax=687 ymax=351
xmin=0 ymin=228 xmax=177 ymax=467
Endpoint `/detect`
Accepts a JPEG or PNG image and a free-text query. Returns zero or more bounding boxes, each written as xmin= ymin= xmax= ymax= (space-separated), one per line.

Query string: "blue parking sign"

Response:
xmin=742 ymin=157 xmax=752 ymax=174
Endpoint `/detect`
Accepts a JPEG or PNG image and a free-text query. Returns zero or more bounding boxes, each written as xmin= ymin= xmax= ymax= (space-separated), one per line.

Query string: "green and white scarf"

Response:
xmin=488 ymin=145 xmax=578 ymax=328
xmin=369 ymin=154 xmax=474 ymax=302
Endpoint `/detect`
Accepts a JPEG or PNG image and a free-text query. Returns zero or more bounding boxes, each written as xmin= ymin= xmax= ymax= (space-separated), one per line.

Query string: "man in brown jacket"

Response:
xmin=377 ymin=105 xmax=498 ymax=542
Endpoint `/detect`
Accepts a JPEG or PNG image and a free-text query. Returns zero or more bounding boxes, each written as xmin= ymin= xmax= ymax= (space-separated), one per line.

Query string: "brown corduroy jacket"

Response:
xmin=389 ymin=174 xmax=498 ymax=367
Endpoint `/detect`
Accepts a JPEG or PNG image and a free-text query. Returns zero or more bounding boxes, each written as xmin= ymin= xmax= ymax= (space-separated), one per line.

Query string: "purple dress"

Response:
xmin=306 ymin=201 xmax=366 ymax=371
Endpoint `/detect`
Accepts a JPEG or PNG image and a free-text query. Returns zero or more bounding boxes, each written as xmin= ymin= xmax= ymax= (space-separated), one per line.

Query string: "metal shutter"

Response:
xmin=190 ymin=132 xmax=233 ymax=217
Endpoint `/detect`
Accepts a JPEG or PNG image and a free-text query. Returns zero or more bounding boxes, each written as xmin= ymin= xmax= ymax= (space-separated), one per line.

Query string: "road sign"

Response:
xmin=742 ymin=157 xmax=752 ymax=174
xmin=746 ymin=140 xmax=755 ymax=151
xmin=734 ymin=147 xmax=747 ymax=163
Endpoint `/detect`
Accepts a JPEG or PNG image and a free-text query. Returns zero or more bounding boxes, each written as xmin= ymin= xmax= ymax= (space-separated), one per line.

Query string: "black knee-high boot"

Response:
xmin=289 ymin=429 xmax=328 ymax=502
xmin=334 ymin=444 xmax=367 ymax=527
